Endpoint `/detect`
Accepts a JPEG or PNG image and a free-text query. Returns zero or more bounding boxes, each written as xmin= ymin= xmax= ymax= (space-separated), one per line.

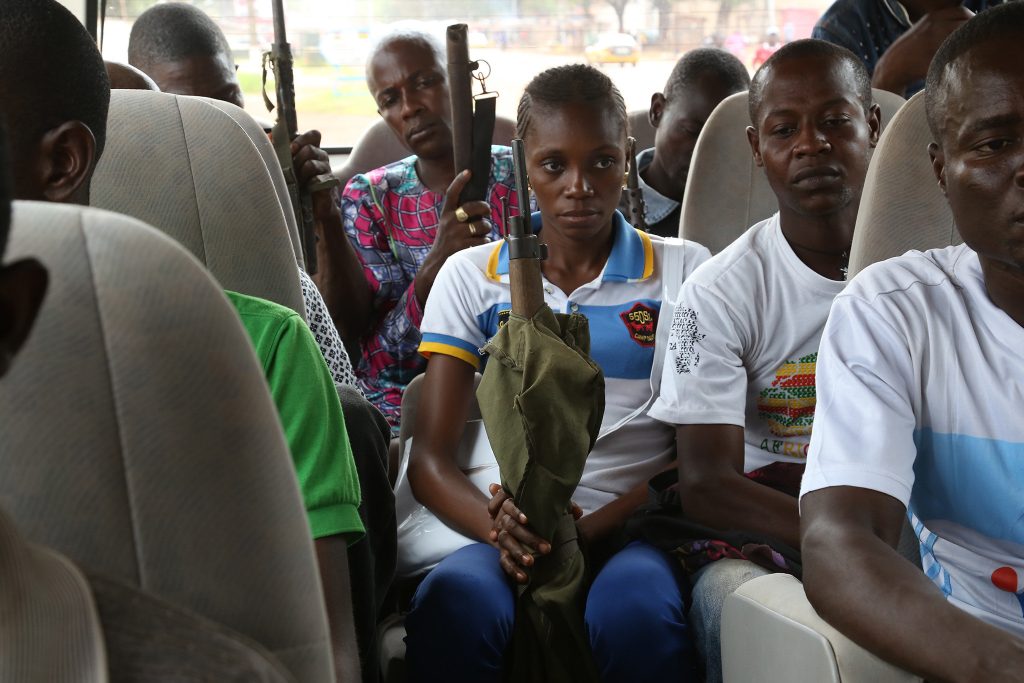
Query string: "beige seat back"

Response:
xmin=627 ymin=109 xmax=657 ymax=152
xmin=91 ymin=90 xmax=305 ymax=318
xmin=0 ymin=202 xmax=333 ymax=683
xmin=0 ymin=507 xmax=107 ymax=683
xmin=848 ymin=92 xmax=959 ymax=278
xmin=203 ymin=98 xmax=305 ymax=270
xmin=680 ymin=88 xmax=906 ymax=253
xmin=335 ymin=116 xmax=517 ymax=191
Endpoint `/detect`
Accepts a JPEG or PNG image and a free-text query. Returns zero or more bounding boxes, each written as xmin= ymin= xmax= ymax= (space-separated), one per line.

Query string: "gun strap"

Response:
xmin=464 ymin=95 xmax=496 ymax=203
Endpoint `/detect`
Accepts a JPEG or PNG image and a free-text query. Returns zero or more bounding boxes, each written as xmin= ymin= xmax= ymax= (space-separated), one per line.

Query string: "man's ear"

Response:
xmin=649 ymin=92 xmax=666 ymax=129
xmin=0 ymin=258 xmax=48 ymax=379
xmin=867 ymin=103 xmax=882 ymax=147
xmin=928 ymin=142 xmax=947 ymax=196
xmin=746 ymin=126 xmax=763 ymax=167
xmin=37 ymin=122 xmax=97 ymax=205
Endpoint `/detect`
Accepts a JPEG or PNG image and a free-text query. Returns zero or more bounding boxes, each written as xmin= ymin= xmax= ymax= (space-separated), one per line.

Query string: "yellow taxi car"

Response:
xmin=584 ymin=32 xmax=640 ymax=67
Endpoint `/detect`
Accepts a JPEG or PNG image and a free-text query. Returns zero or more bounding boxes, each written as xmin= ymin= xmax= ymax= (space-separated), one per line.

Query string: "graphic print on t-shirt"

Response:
xmin=757 ymin=353 xmax=817 ymax=437
xmin=669 ymin=306 xmax=706 ymax=374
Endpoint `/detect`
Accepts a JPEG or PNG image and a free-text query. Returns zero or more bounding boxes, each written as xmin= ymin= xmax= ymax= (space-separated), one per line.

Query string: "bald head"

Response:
xmin=365 ymin=30 xmax=445 ymax=87
xmin=748 ymin=39 xmax=871 ymax=125
xmin=105 ymin=62 xmax=159 ymax=91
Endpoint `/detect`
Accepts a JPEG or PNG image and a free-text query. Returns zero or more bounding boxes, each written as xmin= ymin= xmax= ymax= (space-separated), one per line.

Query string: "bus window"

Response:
xmin=100 ymin=1 xmax=833 ymax=148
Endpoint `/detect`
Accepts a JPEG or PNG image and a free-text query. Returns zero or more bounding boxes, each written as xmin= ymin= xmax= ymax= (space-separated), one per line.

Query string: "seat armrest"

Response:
xmin=722 ymin=573 xmax=922 ymax=683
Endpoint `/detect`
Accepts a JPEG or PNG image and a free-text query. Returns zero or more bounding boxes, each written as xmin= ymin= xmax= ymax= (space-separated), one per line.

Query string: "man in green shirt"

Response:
xmin=226 ymin=290 xmax=364 ymax=542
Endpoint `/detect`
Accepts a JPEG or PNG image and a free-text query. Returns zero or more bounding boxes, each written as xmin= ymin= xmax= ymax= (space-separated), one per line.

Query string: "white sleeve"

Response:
xmin=418 ymin=256 xmax=487 ymax=370
xmin=648 ymin=279 xmax=749 ymax=426
xmin=800 ymin=294 xmax=918 ymax=506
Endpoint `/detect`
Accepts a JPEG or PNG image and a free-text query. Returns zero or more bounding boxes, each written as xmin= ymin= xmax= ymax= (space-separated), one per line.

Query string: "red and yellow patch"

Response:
xmin=620 ymin=302 xmax=658 ymax=347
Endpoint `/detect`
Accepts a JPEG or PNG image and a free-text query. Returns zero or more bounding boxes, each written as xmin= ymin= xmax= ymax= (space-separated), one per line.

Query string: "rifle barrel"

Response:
xmin=511 ymin=138 xmax=529 ymax=232
xmin=272 ymin=0 xmax=288 ymax=44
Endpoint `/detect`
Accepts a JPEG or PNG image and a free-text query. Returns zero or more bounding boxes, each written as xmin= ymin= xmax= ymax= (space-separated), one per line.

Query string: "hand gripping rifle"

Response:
xmin=623 ymin=136 xmax=648 ymax=232
xmin=263 ymin=0 xmax=338 ymax=274
xmin=446 ymin=24 xmax=498 ymax=204
xmin=508 ymin=139 xmax=547 ymax=317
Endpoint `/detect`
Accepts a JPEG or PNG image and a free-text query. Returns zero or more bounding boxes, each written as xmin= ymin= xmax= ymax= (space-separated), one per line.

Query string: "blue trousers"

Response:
xmin=405 ymin=541 xmax=696 ymax=683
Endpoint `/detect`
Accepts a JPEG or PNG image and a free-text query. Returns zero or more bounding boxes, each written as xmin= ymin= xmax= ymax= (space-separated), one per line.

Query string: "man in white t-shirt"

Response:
xmin=649 ymin=39 xmax=880 ymax=682
xmin=800 ymin=4 xmax=1024 ymax=679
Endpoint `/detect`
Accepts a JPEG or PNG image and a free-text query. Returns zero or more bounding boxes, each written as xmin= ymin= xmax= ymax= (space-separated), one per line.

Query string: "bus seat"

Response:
xmin=0 ymin=202 xmax=334 ymax=683
xmin=376 ymin=371 xmax=486 ymax=683
xmin=203 ymin=98 xmax=306 ymax=272
xmin=627 ymin=108 xmax=657 ymax=151
xmin=680 ymin=88 xmax=906 ymax=253
xmin=91 ymin=90 xmax=306 ymax=319
xmin=848 ymin=91 xmax=959 ymax=278
xmin=334 ymin=115 xmax=518 ymax=192
xmin=0 ymin=505 xmax=107 ymax=683
xmin=722 ymin=573 xmax=922 ymax=683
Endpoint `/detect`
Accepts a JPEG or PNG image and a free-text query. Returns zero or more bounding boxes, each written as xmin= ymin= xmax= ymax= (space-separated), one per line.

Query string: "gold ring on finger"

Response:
xmin=455 ymin=206 xmax=470 ymax=223
xmin=468 ymin=222 xmax=478 ymax=237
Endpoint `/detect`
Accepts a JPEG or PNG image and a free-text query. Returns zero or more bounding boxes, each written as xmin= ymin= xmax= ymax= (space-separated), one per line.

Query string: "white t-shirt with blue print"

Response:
xmin=419 ymin=211 xmax=710 ymax=513
xmin=801 ymin=244 xmax=1024 ymax=636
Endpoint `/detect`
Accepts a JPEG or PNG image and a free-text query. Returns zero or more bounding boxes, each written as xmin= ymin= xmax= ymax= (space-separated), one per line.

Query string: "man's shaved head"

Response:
xmin=925 ymin=1 xmax=1024 ymax=142
xmin=366 ymin=29 xmax=445 ymax=84
xmin=128 ymin=3 xmax=232 ymax=73
xmin=748 ymin=39 xmax=871 ymax=124
xmin=105 ymin=62 xmax=160 ymax=91
xmin=663 ymin=48 xmax=750 ymax=103
xmin=0 ymin=0 xmax=110 ymax=164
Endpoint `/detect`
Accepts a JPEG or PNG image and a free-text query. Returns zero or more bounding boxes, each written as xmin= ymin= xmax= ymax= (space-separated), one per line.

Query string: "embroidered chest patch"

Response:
xmin=620 ymin=302 xmax=658 ymax=347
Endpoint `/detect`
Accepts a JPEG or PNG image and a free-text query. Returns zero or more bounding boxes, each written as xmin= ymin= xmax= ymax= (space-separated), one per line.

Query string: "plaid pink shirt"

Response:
xmin=339 ymin=146 xmax=519 ymax=432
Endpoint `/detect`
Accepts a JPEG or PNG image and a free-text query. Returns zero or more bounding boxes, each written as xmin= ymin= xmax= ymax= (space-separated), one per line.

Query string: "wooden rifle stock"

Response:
xmin=446 ymin=24 xmax=495 ymax=203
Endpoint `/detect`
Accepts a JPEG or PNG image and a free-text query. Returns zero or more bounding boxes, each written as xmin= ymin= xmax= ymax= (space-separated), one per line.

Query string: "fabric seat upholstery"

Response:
xmin=203 ymin=98 xmax=306 ymax=271
xmin=91 ymin=90 xmax=305 ymax=318
xmin=0 ymin=202 xmax=334 ymax=683
xmin=680 ymin=88 xmax=906 ymax=252
xmin=0 ymin=506 xmax=107 ymax=683
xmin=847 ymin=91 xmax=959 ymax=278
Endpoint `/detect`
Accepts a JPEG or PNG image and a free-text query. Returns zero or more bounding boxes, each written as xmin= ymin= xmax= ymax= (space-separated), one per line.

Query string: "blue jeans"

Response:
xmin=405 ymin=541 xmax=696 ymax=683
xmin=689 ymin=559 xmax=773 ymax=683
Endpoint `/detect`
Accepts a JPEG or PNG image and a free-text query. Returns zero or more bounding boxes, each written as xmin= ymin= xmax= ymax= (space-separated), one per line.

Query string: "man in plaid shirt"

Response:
xmin=322 ymin=30 xmax=519 ymax=433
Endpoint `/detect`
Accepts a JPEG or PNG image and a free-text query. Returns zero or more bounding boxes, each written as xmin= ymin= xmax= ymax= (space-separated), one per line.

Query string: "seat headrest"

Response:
xmin=0 ymin=201 xmax=333 ymax=682
xmin=91 ymin=90 xmax=305 ymax=318
xmin=627 ymin=109 xmax=657 ymax=152
xmin=680 ymin=88 xmax=907 ymax=253
xmin=201 ymin=98 xmax=305 ymax=270
xmin=848 ymin=91 xmax=959 ymax=278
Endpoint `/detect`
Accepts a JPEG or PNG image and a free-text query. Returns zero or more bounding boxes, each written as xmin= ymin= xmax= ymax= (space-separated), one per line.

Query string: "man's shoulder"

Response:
xmin=347 ymin=156 xmax=419 ymax=196
xmin=685 ymin=217 xmax=774 ymax=292
xmin=226 ymin=290 xmax=301 ymax=325
xmin=813 ymin=0 xmax=891 ymax=43
xmin=842 ymin=244 xmax=969 ymax=307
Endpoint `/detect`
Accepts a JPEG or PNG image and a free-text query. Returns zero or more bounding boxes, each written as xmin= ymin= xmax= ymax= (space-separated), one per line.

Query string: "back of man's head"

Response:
xmin=663 ymin=48 xmax=750 ymax=103
xmin=128 ymin=3 xmax=232 ymax=74
xmin=0 ymin=0 xmax=110 ymax=203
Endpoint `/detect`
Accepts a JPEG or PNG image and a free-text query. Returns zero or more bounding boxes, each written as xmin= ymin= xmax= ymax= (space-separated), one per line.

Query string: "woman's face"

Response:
xmin=524 ymin=101 xmax=626 ymax=242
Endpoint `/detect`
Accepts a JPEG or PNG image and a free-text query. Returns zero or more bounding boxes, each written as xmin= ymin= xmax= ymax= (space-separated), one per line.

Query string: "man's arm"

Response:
xmin=871 ymin=6 xmax=973 ymax=96
xmin=291 ymin=131 xmax=373 ymax=345
xmin=315 ymin=535 xmax=361 ymax=683
xmin=802 ymin=487 xmax=1024 ymax=683
xmin=676 ymin=424 xmax=800 ymax=549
